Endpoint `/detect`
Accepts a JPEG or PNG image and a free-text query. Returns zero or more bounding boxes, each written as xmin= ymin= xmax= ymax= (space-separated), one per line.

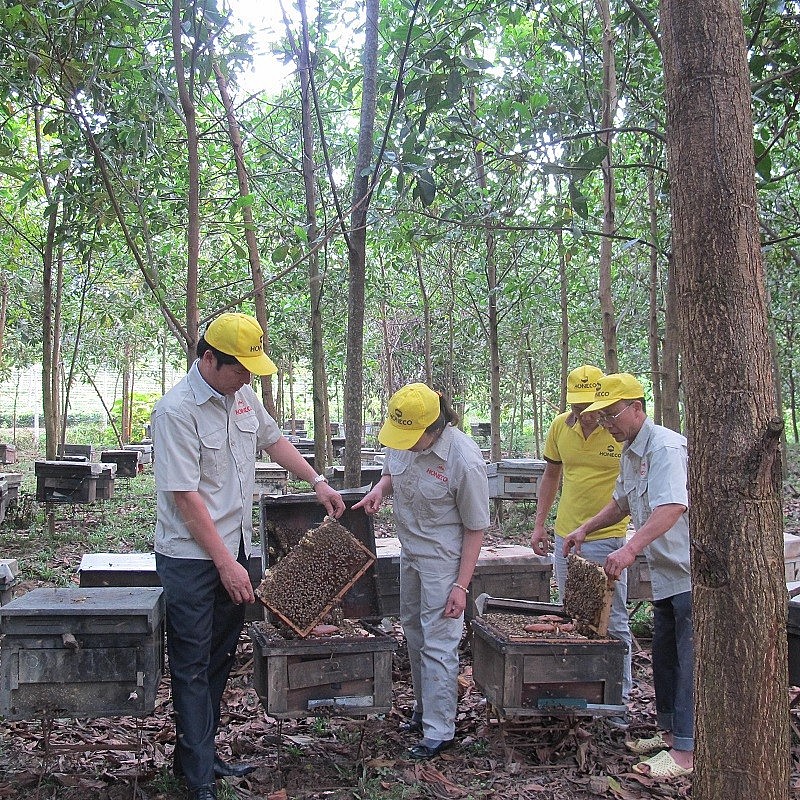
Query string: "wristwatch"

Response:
xmin=312 ymin=473 xmax=328 ymax=486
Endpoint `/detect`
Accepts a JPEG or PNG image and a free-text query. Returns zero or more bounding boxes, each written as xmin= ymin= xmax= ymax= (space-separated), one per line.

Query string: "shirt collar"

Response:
xmin=427 ymin=424 xmax=454 ymax=461
xmin=625 ymin=416 xmax=654 ymax=457
xmin=187 ymin=360 xmax=224 ymax=405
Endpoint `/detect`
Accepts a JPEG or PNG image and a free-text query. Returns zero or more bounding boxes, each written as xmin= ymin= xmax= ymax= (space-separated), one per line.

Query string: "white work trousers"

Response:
xmin=399 ymin=552 xmax=463 ymax=743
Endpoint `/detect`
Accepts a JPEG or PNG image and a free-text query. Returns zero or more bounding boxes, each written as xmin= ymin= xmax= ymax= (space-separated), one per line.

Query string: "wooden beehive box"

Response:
xmin=100 ymin=449 xmax=140 ymax=478
xmin=324 ymin=465 xmax=383 ymax=490
xmin=2 ymin=472 xmax=23 ymax=504
xmin=0 ymin=443 xmax=17 ymax=464
xmin=0 ymin=587 xmax=165 ymax=720
xmin=57 ymin=443 xmax=96 ymax=462
xmin=486 ymin=458 xmax=547 ymax=500
xmin=35 ymin=460 xmax=102 ymax=503
xmin=253 ymin=462 xmax=288 ymax=500
xmin=470 ymin=555 xmax=625 ymax=718
xmin=79 ymin=552 xmax=160 ymax=588
xmin=250 ymin=491 xmax=395 ymax=718
xmin=96 ymin=463 xmax=117 ymax=500
xmin=374 ymin=539 xmax=553 ymax=620
xmin=0 ymin=558 xmax=19 ymax=606
xmin=467 ymin=546 xmax=553 ymax=621
xmin=124 ymin=443 xmax=153 ymax=465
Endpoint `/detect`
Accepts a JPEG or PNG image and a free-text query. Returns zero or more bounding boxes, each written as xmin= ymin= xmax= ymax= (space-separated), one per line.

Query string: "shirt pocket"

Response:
xmin=414 ymin=476 xmax=452 ymax=523
xmin=198 ymin=424 xmax=228 ymax=486
xmin=233 ymin=413 xmax=259 ymax=455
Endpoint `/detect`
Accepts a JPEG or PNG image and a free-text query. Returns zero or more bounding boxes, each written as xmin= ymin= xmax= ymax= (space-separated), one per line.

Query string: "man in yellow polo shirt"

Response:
xmin=530 ymin=364 xmax=632 ymax=725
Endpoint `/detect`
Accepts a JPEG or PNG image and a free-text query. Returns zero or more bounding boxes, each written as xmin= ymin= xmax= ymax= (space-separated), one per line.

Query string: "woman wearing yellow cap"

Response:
xmin=354 ymin=383 xmax=490 ymax=759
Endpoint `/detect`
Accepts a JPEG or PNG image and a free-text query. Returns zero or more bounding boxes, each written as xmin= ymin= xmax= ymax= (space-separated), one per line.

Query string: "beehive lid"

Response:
xmin=256 ymin=517 xmax=376 ymax=637
xmin=34 ymin=460 xmax=103 ymax=476
xmin=563 ymin=554 xmax=615 ymax=637
xmin=0 ymin=587 xmax=164 ymax=634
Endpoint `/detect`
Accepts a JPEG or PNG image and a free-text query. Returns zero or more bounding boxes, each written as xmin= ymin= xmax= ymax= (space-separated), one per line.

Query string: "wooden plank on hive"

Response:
xmin=255 ymin=517 xmax=376 ymax=637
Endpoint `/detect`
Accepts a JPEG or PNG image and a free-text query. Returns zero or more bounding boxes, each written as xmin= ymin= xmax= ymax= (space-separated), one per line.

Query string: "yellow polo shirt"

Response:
xmin=543 ymin=411 xmax=628 ymax=541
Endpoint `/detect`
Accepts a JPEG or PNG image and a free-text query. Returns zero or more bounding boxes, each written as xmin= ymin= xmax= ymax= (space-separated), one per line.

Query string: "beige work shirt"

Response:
xmin=384 ymin=425 xmax=490 ymax=561
xmin=152 ymin=361 xmax=282 ymax=560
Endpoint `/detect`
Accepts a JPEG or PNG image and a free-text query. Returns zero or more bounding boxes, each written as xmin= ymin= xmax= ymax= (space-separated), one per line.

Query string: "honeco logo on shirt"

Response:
xmin=235 ymin=399 xmax=253 ymax=415
xmin=427 ymin=466 xmax=448 ymax=483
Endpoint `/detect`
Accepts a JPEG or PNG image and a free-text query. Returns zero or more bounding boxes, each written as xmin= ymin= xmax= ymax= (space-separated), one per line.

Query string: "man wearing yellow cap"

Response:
xmin=152 ymin=312 xmax=345 ymax=800
xmin=354 ymin=383 xmax=490 ymax=760
xmin=530 ymin=365 xmax=632 ymax=723
xmin=563 ymin=373 xmax=693 ymax=779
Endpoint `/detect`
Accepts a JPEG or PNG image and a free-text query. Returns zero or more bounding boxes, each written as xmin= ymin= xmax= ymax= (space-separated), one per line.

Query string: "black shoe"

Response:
xmin=213 ymin=756 xmax=257 ymax=778
xmin=188 ymin=784 xmax=217 ymax=800
xmin=408 ymin=739 xmax=454 ymax=760
xmin=398 ymin=719 xmax=423 ymax=734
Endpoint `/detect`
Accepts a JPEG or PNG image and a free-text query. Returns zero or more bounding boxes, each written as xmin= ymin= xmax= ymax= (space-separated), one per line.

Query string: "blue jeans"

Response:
xmin=652 ymin=591 xmax=694 ymax=751
xmin=555 ymin=535 xmax=633 ymax=700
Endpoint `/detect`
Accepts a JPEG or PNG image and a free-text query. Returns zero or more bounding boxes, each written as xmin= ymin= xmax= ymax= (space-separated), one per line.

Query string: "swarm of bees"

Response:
xmin=563 ymin=554 xmax=615 ymax=637
xmin=255 ymin=517 xmax=375 ymax=637
xmin=480 ymin=610 xmax=586 ymax=641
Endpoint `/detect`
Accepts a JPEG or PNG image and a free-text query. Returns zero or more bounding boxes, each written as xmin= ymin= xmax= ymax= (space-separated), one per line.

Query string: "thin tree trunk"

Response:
xmin=0 ymin=273 xmax=8 ymax=366
xmin=661 ymin=254 xmax=681 ymax=431
xmin=292 ymin=0 xmax=327 ymax=468
xmin=596 ymin=0 xmax=619 ymax=373
xmin=343 ymin=0 xmax=378 ymax=488
xmin=211 ymin=56 xmax=278 ymax=418
xmin=662 ymin=3 xmax=788 ymax=799
xmin=647 ymin=170 xmax=663 ymax=424
xmin=415 ymin=250 xmax=433 ymax=384
xmin=557 ymin=221 xmax=568 ymax=412
xmin=172 ymin=0 xmax=200 ymax=368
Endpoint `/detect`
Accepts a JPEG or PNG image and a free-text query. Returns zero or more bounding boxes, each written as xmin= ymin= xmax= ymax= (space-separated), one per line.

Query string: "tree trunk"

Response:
xmin=171 ymin=0 xmax=200 ymax=368
xmin=647 ymin=170 xmax=663 ymax=424
xmin=469 ymin=85 xmax=501 ymax=464
xmin=557 ymin=218 xmax=568 ymax=413
xmin=343 ymin=0 xmax=378 ymax=488
xmin=661 ymin=253 xmax=681 ymax=431
xmin=662 ymin=3 xmax=788 ymax=799
xmin=414 ymin=250 xmax=433 ymax=384
xmin=211 ymin=55 xmax=278 ymax=419
xmin=596 ymin=0 xmax=619 ymax=373
xmin=294 ymin=0 xmax=328 ymax=469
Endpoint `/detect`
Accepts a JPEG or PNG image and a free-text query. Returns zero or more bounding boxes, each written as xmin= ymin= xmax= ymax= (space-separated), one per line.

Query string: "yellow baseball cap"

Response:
xmin=378 ymin=383 xmax=441 ymax=450
xmin=204 ymin=313 xmax=278 ymax=376
xmin=566 ymin=365 xmax=604 ymax=404
xmin=584 ymin=372 xmax=645 ymax=413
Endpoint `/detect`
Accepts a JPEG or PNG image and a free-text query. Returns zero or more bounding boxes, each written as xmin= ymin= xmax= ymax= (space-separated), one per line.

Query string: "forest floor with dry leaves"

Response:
xmin=2 ymin=447 xmax=800 ymax=800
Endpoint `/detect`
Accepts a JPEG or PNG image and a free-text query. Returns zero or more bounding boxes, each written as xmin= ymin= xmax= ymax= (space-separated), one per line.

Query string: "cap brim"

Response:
xmin=583 ymin=397 xmax=617 ymax=414
xmin=378 ymin=419 xmax=424 ymax=450
xmin=237 ymin=353 xmax=278 ymax=376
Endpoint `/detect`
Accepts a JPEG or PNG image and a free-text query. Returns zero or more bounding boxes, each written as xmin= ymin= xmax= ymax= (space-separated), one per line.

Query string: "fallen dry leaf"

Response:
xmin=414 ymin=763 xmax=468 ymax=797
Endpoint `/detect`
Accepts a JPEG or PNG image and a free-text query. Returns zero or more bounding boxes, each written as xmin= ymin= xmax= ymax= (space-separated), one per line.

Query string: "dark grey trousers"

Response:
xmin=156 ymin=547 xmax=246 ymax=789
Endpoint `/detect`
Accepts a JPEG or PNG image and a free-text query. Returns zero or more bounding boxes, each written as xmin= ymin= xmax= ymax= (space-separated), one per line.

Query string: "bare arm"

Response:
xmin=265 ymin=436 xmax=346 ymax=518
xmin=445 ymin=529 xmax=485 ymax=618
xmin=172 ymin=490 xmax=255 ymax=604
xmin=530 ymin=461 xmax=562 ymax=555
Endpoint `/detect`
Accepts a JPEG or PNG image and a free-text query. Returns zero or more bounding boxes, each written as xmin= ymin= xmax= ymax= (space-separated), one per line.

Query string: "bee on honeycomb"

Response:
xmin=255 ymin=517 xmax=375 ymax=637
xmin=563 ymin=554 xmax=614 ymax=637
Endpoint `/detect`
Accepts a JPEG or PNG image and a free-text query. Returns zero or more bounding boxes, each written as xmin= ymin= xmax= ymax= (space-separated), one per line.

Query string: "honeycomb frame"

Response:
xmin=255 ymin=517 xmax=376 ymax=637
xmin=563 ymin=553 xmax=615 ymax=637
